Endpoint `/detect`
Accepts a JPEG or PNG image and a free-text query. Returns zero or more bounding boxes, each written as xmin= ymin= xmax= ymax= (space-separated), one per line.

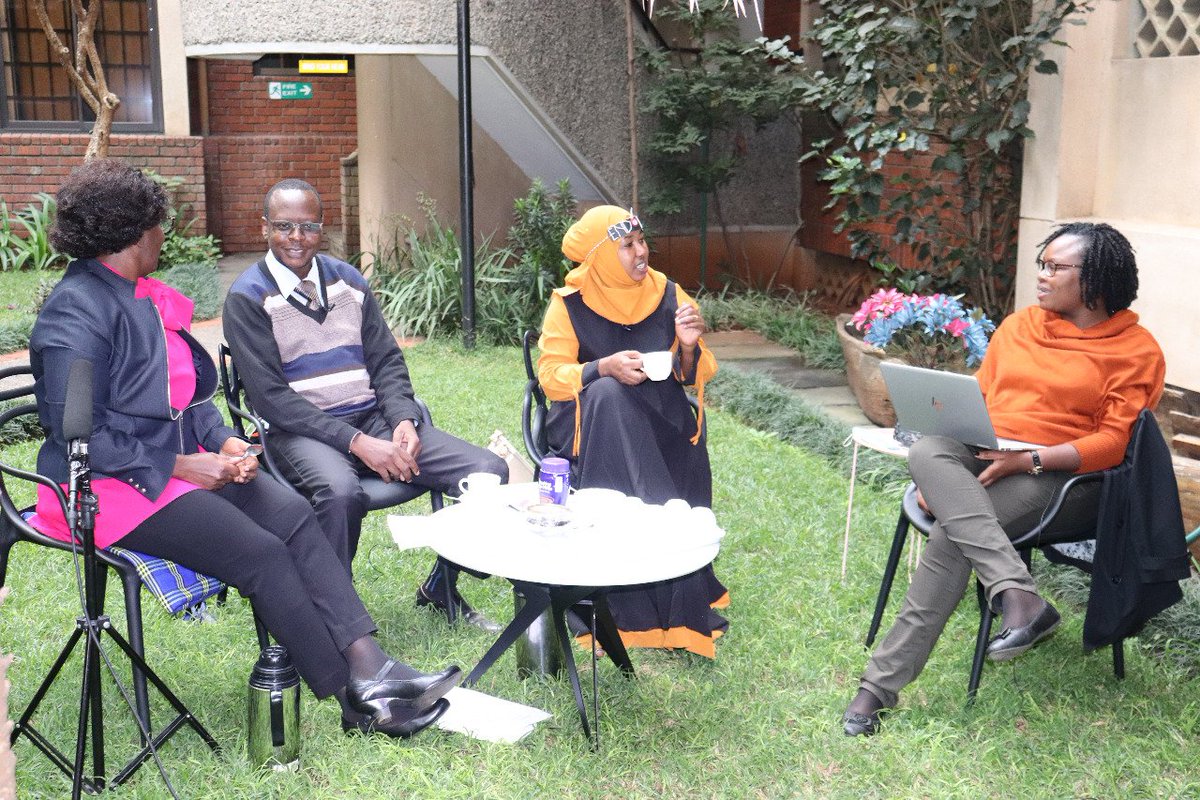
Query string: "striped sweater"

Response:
xmin=223 ymin=256 xmax=420 ymax=453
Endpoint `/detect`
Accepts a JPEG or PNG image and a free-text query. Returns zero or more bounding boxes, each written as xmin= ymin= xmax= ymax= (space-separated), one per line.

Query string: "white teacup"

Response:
xmin=457 ymin=471 xmax=501 ymax=501
xmin=641 ymin=350 xmax=674 ymax=381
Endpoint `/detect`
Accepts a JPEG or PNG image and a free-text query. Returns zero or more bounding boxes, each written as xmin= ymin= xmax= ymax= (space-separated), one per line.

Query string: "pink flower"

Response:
xmin=944 ymin=317 xmax=970 ymax=338
xmin=852 ymin=288 xmax=909 ymax=331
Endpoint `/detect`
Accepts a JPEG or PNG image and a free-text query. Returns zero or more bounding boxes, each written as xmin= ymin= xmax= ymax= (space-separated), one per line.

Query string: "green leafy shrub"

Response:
xmin=144 ymin=169 xmax=222 ymax=269
xmin=0 ymin=195 xmax=68 ymax=272
xmin=371 ymin=184 xmax=576 ymax=346
xmin=764 ymin=0 xmax=1092 ymax=317
xmin=159 ymin=226 xmax=221 ymax=270
xmin=370 ymin=198 xmax=516 ymax=343
xmin=640 ymin=0 xmax=792 ymax=286
xmin=506 ymin=178 xmax=576 ymax=336
xmin=0 ymin=317 xmax=35 ymax=356
xmin=159 ymin=262 xmax=223 ymax=321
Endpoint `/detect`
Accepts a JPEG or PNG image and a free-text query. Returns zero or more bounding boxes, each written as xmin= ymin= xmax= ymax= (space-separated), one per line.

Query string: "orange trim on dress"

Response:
xmin=575 ymin=593 xmax=730 ymax=659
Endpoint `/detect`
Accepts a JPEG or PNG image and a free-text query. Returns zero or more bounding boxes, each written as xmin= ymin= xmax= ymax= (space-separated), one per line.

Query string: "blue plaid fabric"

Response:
xmin=106 ymin=546 xmax=226 ymax=616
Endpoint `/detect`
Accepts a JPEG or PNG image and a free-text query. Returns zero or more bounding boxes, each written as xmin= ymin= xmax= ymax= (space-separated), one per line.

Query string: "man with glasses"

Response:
xmin=223 ymin=178 xmax=507 ymax=632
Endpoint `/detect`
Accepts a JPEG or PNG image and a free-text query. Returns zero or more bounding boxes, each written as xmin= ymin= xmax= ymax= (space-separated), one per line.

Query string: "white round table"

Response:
xmin=388 ymin=483 xmax=724 ymax=745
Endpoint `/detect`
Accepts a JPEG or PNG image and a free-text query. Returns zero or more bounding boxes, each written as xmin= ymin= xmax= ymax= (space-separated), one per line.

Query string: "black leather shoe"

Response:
xmin=841 ymin=710 xmax=881 ymax=737
xmin=986 ymin=600 xmax=1061 ymax=661
xmin=342 ymin=697 xmax=449 ymax=739
xmin=416 ymin=585 xmax=502 ymax=633
xmin=347 ymin=660 xmax=462 ymax=713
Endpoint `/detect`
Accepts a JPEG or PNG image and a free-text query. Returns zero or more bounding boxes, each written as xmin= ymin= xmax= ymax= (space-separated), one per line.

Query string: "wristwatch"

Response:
xmin=1028 ymin=450 xmax=1044 ymax=475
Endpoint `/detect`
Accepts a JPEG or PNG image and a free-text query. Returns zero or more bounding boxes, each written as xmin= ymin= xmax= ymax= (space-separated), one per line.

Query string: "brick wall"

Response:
xmin=199 ymin=60 xmax=358 ymax=253
xmin=799 ymin=142 xmax=968 ymax=272
xmin=0 ymin=134 xmax=206 ymax=229
xmin=764 ymin=0 xmax=800 ymax=41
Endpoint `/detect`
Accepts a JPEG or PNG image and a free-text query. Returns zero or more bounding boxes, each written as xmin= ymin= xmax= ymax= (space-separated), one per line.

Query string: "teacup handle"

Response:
xmin=458 ymin=477 xmax=470 ymax=495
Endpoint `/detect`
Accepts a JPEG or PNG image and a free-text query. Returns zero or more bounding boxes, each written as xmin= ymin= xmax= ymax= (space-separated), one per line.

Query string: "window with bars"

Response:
xmin=0 ymin=0 xmax=161 ymax=130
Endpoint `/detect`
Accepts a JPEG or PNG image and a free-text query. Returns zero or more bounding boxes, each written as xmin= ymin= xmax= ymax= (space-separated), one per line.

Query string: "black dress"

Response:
xmin=545 ymin=283 xmax=728 ymax=657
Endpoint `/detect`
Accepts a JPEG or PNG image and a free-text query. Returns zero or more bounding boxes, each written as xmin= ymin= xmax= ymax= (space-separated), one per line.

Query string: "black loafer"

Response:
xmin=842 ymin=710 xmax=881 ymax=737
xmin=342 ymin=697 xmax=449 ymax=739
xmin=416 ymin=585 xmax=502 ymax=633
xmin=986 ymin=600 xmax=1061 ymax=662
xmin=347 ymin=660 xmax=462 ymax=713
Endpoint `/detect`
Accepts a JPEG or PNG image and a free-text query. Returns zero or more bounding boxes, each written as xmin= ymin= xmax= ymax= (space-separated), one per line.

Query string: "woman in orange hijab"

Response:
xmin=537 ymin=205 xmax=728 ymax=657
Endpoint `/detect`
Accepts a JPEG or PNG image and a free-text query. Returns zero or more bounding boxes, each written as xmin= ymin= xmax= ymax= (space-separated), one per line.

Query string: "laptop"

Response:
xmin=878 ymin=362 xmax=1041 ymax=451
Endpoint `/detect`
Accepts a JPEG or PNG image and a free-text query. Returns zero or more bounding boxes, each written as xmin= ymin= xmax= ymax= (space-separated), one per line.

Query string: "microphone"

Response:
xmin=63 ymin=359 xmax=94 ymax=446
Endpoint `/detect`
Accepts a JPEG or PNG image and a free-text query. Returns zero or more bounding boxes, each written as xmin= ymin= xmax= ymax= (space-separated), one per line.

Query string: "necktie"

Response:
xmin=298 ymin=279 xmax=319 ymax=310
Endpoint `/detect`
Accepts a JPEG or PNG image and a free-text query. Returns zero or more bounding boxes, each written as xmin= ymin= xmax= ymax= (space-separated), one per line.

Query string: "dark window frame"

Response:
xmin=0 ymin=0 xmax=163 ymax=133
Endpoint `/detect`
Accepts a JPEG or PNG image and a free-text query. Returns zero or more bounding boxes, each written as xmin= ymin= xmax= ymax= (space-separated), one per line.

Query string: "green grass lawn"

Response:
xmin=2 ymin=339 xmax=1198 ymax=798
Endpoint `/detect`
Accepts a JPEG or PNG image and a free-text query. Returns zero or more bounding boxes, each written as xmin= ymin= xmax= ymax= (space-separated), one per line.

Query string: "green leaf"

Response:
xmin=1035 ymin=59 xmax=1059 ymax=74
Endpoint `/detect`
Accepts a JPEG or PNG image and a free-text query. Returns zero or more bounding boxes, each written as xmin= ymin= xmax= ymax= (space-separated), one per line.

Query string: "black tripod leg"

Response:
xmin=14 ymin=626 xmax=84 ymax=741
xmin=102 ymin=624 xmax=220 ymax=788
xmin=73 ymin=623 xmax=101 ymax=800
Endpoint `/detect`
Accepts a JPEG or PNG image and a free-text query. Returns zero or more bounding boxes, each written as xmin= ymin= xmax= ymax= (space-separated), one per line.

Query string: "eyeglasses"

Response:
xmin=1036 ymin=259 xmax=1081 ymax=277
xmin=266 ymin=219 xmax=323 ymax=236
xmin=606 ymin=210 xmax=642 ymax=242
xmin=159 ymin=210 xmax=177 ymax=233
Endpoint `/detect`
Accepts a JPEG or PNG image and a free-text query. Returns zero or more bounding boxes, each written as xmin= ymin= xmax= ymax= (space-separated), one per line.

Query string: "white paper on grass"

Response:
xmin=435 ymin=687 xmax=552 ymax=743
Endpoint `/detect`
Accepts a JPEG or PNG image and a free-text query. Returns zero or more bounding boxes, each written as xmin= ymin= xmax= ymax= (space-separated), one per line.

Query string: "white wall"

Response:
xmin=1018 ymin=0 xmax=1200 ymax=390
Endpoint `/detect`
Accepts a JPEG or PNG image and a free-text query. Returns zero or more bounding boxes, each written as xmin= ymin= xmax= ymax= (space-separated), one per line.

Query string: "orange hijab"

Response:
xmin=557 ymin=205 xmax=667 ymax=326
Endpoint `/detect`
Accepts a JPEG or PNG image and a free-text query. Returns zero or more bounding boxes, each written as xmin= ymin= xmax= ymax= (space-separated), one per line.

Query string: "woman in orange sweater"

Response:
xmin=842 ymin=222 xmax=1166 ymax=736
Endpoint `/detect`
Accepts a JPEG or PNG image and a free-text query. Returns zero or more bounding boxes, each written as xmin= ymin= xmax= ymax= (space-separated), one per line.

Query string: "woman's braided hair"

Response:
xmin=1037 ymin=222 xmax=1139 ymax=314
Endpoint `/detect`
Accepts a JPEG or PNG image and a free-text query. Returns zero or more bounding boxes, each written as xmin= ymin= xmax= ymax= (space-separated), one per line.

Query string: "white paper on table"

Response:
xmin=434 ymin=687 xmax=552 ymax=743
xmin=388 ymin=514 xmax=440 ymax=552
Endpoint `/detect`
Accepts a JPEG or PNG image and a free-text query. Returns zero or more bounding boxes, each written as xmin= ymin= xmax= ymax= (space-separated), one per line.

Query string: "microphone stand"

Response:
xmin=13 ymin=437 xmax=220 ymax=797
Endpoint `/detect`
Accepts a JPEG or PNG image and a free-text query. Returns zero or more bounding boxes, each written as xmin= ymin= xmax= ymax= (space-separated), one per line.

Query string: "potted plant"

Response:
xmin=837 ymin=289 xmax=995 ymax=426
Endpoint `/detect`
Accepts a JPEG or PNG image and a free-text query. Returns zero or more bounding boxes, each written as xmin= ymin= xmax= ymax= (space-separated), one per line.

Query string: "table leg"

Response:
xmin=463 ymin=584 xmax=553 ymax=686
xmin=842 ymin=441 xmax=861 ymax=583
xmin=550 ymin=594 xmax=594 ymax=747
xmin=591 ymin=593 xmax=634 ymax=675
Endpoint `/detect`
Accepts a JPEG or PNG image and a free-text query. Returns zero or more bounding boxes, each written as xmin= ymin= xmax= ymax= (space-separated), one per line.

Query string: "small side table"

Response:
xmin=841 ymin=425 xmax=910 ymax=582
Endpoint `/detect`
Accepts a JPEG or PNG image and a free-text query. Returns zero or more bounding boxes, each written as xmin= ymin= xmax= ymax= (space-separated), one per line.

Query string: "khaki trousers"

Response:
xmin=861 ymin=436 xmax=1097 ymax=707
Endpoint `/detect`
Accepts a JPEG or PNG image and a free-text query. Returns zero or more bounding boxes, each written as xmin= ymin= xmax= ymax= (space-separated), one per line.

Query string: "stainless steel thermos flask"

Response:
xmin=247 ymin=645 xmax=301 ymax=771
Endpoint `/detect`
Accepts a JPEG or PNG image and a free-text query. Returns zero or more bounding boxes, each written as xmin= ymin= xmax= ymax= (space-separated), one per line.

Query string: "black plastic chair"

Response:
xmin=0 ymin=363 xmax=261 ymax=734
xmin=521 ymin=330 xmax=551 ymax=465
xmin=521 ymin=329 xmax=703 ymax=467
xmin=865 ymin=469 xmax=1123 ymax=704
xmin=216 ymin=344 xmax=458 ymax=618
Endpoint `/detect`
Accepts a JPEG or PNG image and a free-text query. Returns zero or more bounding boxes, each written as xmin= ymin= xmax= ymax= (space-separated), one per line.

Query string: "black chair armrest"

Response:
xmin=1011 ymin=470 xmax=1106 ymax=549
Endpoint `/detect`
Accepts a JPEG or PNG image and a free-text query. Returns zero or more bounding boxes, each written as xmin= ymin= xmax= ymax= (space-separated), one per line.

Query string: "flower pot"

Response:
xmin=836 ymin=313 xmax=897 ymax=428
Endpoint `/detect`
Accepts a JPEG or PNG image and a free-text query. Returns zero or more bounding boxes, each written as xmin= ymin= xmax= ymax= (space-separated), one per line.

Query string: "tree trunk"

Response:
xmin=86 ymin=96 xmax=118 ymax=161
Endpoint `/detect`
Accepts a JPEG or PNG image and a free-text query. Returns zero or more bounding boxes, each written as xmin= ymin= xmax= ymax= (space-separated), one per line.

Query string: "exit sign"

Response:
xmin=299 ymin=59 xmax=348 ymax=74
xmin=268 ymin=81 xmax=313 ymax=100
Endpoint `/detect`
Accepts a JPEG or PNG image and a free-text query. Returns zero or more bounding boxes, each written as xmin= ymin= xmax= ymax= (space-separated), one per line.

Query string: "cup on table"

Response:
xmin=457 ymin=471 xmax=501 ymax=503
xmin=640 ymin=350 xmax=674 ymax=381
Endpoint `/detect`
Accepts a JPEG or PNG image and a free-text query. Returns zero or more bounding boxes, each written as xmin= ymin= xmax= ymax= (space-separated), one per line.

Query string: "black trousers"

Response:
xmin=267 ymin=407 xmax=508 ymax=570
xmin=119 ymin=474 xmax=376 ymax=698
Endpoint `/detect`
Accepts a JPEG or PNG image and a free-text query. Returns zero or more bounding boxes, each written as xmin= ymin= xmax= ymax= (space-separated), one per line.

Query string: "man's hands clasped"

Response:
xmin=350 ymin=420 xmax=422 ymax=483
